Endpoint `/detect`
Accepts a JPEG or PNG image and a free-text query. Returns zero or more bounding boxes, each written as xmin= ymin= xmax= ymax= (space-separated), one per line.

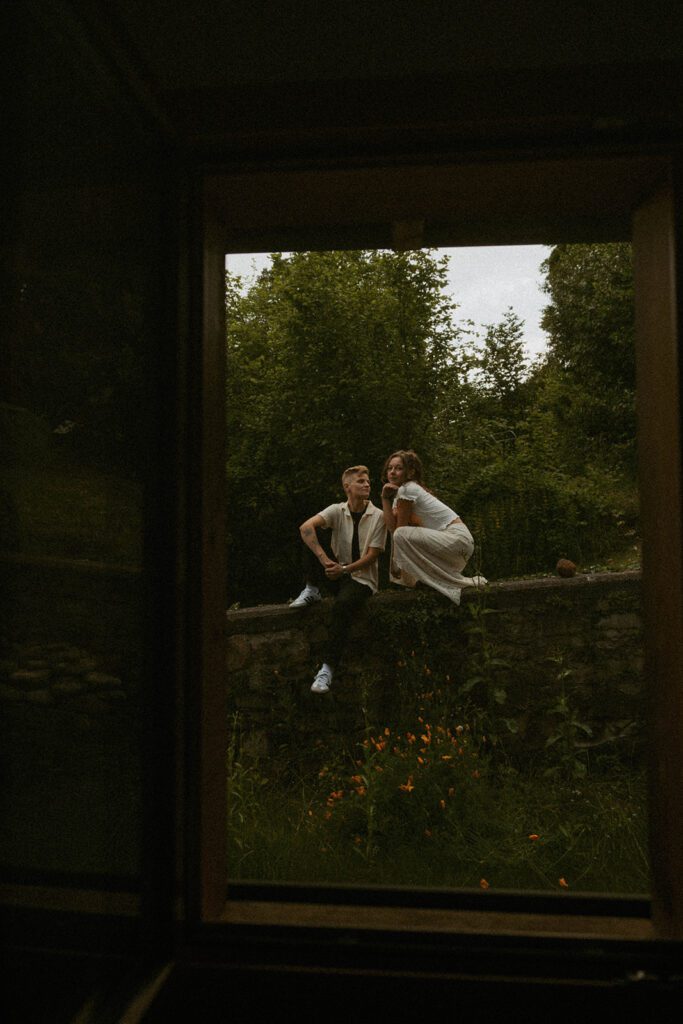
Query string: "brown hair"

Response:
xmin=341 ymin=464 xmax=369 ymax=488
xmin=381 ymin=449 xmax=425 ymax=485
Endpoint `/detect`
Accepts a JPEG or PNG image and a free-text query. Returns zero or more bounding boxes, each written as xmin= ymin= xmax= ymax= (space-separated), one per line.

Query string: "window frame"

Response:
xmin=188 ymin=154 xmax=683 ymax=956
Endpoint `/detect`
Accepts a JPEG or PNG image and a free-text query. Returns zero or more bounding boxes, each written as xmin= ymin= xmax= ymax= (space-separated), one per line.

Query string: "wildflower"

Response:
xmin=480 ymin=878 xmax=490 ymax=890
xmin=355 ymin=786 xmax=367 ymax=797
xmin=399 ymin=776 xmax=415 ymax=792
xmin=324 ymin=811 xmax=332 ymax=820
xmin=406 ymin=732 xmax=416 ymax=744
xmin=559 ymin=878 xmax=569 ymax=889
xmin=308 ymin=810 xmax=314 ymax=817
xmin=448 ymin=788 xmax=455 ymax=797
xmin=423 ymin=666 xmax=432 ymax=676
xmin=439 ymin=799 xmax=446 ymax=810
xmin=421 ymin=734 xmax=431 ymax=745
xmin=471 ymin=769 xmax=480 ymax=779
xmin=354 ymin=835 xmax=362 ymax=845
xmin=440 ymin=755 xmax=452 ymax=762
xmin=455 ymin=725 xmax=464 ymax=735
xmin=384 ymin=727 xmax=391 ymax=736
xmin=528 ymin=834 xmax=539 ymax=841
xmin=424 ymin=829 xmax=432 ymax=838
xmin=417 ymin=756 xmax=425 ymax=765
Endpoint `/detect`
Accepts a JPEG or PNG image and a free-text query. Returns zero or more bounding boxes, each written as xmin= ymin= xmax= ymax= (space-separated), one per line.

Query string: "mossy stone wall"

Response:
xmin=226 ymin=571 xmax=644 ymax=759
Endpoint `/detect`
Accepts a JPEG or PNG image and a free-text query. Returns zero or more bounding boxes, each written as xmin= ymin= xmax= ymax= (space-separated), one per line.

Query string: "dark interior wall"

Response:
xmin=2 ymin=1 xmax=683 ymax=1019
xmin=1 ymin=1 xmax=178 ymax=943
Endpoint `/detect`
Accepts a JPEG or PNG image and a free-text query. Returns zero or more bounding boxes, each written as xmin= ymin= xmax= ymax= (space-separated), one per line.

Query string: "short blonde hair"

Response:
xmin=341 ymin=464 xmax=369 ymax=488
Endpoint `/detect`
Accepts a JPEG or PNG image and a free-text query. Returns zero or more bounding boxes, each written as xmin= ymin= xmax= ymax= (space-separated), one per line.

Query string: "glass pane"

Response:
xmin=1 ymin=208 xmax=148 ymax=891
xmin=224 ymin=246 xmax=647 ymax=896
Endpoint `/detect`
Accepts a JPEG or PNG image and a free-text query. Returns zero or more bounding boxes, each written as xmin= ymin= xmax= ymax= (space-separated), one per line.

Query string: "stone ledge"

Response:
xmin=226 ymin=570 xmax=641 ymax=634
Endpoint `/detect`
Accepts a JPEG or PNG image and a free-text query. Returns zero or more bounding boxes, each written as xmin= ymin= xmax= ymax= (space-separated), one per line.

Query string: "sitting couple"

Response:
xmin=291 ymin=450 xmax=486 ymax=694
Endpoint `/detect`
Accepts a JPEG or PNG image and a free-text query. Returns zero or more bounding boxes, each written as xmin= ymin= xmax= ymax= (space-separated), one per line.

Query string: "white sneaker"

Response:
xmin=311 ymin=665 xmax=333 ymax=694
xmin=290 ymin=585 xmax=321 ymax=608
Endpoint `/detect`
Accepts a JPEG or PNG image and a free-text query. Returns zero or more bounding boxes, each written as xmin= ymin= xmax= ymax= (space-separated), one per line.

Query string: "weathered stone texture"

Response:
xmin=226 ymin=571 xmax=644 ymax=757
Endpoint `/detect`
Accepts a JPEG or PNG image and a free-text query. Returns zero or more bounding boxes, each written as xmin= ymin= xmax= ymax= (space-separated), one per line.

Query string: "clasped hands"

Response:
xmin=319 ymin=554 xmax=346 ymax=580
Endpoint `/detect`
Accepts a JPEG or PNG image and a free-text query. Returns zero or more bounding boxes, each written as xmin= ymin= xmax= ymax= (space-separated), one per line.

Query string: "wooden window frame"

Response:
xmin=188 ymin=154 xmax=683 ymax=958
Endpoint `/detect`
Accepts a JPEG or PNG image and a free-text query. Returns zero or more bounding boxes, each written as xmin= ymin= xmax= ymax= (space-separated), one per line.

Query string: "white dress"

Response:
xmin=390 ymin=481 xmax=485 ymax=604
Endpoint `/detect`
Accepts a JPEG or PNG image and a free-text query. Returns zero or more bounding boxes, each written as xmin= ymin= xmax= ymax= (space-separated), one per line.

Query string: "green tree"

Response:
xmin=539 ymin=243 xmax=635 ymax=470
xmin=477 ymin=308 xmax=529 ymax=422
xmin=225 ymin=249 xmax=463 ymax=603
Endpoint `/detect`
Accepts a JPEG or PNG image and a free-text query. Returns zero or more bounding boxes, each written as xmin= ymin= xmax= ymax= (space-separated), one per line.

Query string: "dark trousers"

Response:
xmin=302 ymin=528 xmax=372 ymax=669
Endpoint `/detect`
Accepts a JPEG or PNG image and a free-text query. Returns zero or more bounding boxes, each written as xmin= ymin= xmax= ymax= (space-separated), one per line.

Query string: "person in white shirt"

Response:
xmin=290 ymin=465 xmax=387 ymax=694
xmin=380 ymin=449 xmax=486 ymax=604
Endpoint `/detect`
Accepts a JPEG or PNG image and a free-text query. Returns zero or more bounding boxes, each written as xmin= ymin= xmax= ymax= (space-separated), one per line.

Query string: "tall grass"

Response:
xmin=227 ymin=659 xmax=649 ymax=894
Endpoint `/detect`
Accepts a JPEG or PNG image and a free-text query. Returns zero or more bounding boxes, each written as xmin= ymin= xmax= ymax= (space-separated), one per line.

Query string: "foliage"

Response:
xmin=539 ymin=242 xmax=636 ymax=470
xmin=226 ymin=655 xmax=649 ymax=892
xmin=226 ymin=249 xmax=464 ymax=603
xmin=225 ymin=244 xmax=639 ymax=603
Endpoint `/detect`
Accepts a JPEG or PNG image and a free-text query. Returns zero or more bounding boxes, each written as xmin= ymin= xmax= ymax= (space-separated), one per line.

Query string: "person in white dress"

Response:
xmin=380 ymin=449 xmax=486 ymax=604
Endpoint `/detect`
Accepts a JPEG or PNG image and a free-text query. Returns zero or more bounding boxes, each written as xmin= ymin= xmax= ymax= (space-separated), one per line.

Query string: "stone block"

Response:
xmin=84 ymin=672 xmax=123 ymax=690
xmin=226 ymin=634 xmax=250 ymax=671
xmin=10 ymin=669 xmax=51 ymax=690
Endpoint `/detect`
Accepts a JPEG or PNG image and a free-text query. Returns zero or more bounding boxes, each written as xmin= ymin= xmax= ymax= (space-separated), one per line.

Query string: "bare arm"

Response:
xmin=394 ymin=499 xmax=414 ymax=529
xmin=381 ymin=483 xmax=398 ymax=532
xmin=299 ymin=514 xmax=335 ymax=569
xmin=325 ymin=545 xmax=382 ymax=580
xmin=381 ymin=484 xmax=416 ymax=532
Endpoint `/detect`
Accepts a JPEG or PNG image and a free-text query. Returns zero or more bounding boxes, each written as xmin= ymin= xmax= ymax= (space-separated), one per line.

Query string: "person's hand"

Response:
xmin=382 ymin=483 xmax=398 ymax=501
xmin=319 ymin=553 xmax=336 ymax=570
xmin=324 ymin=561 xmax=344 ymax=579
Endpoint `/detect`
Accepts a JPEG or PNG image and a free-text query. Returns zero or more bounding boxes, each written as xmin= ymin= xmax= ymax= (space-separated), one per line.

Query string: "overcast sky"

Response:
xmin=226 ymin=245 xmax=551 ymax=359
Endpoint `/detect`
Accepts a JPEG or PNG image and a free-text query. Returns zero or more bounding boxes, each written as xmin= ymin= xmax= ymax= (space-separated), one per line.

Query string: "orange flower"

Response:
xmin=439 ymin=799 xmax=446 ymax=810
xmin=406 ymin=732 xmax=416 ymax=744
xmin=351 ymin=775 xmax=364 ymax=784
xmin=384 ymin=727 xmax=391 ymax=736
xmin=355 ymin=786 xmax=366 ymax=796
xmin=448 ymin=788 xmax=455 ymax=797
xmin=471 ymin=769 xmax=480 ymax=779
xmin=559 ymin=877 xmax=569 ymax=889
xmin=480 ymin=878 xmax=490 ymax=890
xmin=354 ymin=835 xmax=362 ymax=845
xmin=399 ymin=776 xmax=415 ymax=792
xmin=424 ymin=829 xmax=432 ymax=838
xmin=528 ymin=834 xmax=539 ymax=841
xmin=421 ymin=734 xmax=431 ymax=745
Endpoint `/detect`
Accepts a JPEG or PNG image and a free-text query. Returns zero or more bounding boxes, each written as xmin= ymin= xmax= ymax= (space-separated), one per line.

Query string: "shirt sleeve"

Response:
xmin=366 ymin=513 xmax=387 ymax=551
xmin=317 ymin=504 xmax=341 ymax=529
xmin=396 ymin=481 xmax=419 ymax=502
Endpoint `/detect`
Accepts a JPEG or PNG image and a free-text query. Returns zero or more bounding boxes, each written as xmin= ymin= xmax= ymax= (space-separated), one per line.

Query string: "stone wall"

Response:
xmin=226 ymin=571 xmax=644 ymax=760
